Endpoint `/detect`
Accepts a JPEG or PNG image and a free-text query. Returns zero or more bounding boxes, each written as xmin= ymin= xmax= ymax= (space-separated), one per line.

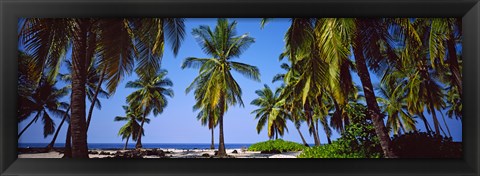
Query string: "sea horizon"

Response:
xmin=18 ymin=142 xmax=258 ymax=150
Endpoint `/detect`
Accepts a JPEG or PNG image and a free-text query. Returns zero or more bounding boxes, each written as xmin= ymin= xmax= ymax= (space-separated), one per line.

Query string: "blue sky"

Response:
xmin=18 ymin=18 xmax=462 ymax=144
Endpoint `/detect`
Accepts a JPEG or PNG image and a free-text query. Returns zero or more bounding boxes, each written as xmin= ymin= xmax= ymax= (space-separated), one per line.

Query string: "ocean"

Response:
xmin=18 ymin=143 xmax=252 ymax=150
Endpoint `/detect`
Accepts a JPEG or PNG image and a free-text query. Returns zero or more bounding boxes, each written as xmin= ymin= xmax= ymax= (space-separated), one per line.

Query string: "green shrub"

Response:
xmin=298 ymin=141 xmax=381 ymax=158
xmin=299 ymin=103 xmax=383 ymax=158
xmin=248 ymin=139 xmax=306 ymax=152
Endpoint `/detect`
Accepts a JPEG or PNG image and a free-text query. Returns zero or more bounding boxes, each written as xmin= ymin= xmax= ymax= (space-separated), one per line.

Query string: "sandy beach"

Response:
xmin=18 ymin=148 xmax=302 ymax=158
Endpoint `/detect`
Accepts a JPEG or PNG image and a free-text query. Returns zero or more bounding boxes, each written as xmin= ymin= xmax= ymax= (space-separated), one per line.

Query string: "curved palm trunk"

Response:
xmin=217 ymin=97 xmax=227 ymax=157
xmin=86 ymin=67 xmax=107 ymax=132
xmin=210 ymin=128 xmax=215 ymax=149
xmin=447 ymin=35 xmax=462 ymax=95
xmin=18 ymin=111 xmax=41 ymax=138
xmin=136 ymin=113 xmax=146 ymax=149
xmin=275 ymin=127 xmax=279 ymax=140
xmin=47 ymin=107 xmax=70 ymax=149
xmin=124 ymin=134 xmax=130 ymax=150
xmin=419 ymin=112 xmax=432 ymax=133
xmin=70 ymin=19 xmax=90 ymax=158
xmin=304 ymin=103 xmax=320 ymax=146
xmin=353 ymin=30 xmax=397 ymax=158
xmin=440 ymin=112 xmax=452 ymax=137
xmin=296 ymin=126 xmax=309 ymax=147
xmin=63 ymin=124 xmax=72 ymax=158
xmin=426 ymin=90 xmax=441 ymax=136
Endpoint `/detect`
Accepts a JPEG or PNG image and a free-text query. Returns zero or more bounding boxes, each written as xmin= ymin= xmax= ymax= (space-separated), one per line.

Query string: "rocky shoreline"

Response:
xmin=18 ymin=148 xmax=301 ymax=158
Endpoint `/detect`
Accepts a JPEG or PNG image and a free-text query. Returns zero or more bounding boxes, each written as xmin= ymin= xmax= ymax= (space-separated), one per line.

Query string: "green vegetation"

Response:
xmin=248 ymin=139 xmax=306 ymax=152
xmin=299 ymin=103 xmax=382 ymax=158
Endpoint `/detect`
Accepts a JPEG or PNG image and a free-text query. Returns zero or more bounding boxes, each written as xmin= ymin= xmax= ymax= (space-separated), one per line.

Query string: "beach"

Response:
xmin=18 ymin=148 xmax=302 ymax=158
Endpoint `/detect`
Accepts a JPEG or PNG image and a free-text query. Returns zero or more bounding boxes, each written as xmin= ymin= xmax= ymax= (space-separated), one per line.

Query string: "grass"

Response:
xmin=248 ymin=139 xmax=306 ymax=152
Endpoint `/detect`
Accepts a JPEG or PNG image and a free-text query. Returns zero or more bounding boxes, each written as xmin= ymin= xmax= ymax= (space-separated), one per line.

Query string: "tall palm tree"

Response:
xmin=114 ymin=105 xmax=149 ymax=150
xmin=126 ymin=69 xmax=174 ymax=149
xmin=182 ymin=18 xmax=260 ymax=157
xmin=60 ymin=60 xmax=110 ymax=132
xmin=272 ymin=63 xmax=309 ymax=146
xmin=17 ymin=77 xmax=69 ymax=139
xmin=19 ymin=18 xmax=185 ymax=157
xmin=251 ymin=85 xmax=289 ymax=140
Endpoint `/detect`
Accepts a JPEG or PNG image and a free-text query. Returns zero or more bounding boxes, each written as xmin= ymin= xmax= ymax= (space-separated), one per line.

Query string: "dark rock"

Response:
xmin=88 ymin=150 xmax=99 ymax=154
xmin=201 ymin=153 xmax=210 ymax=157
xmin=99 ymin=151 xmax=111 ymax=155
xmin=231 ymin=150 xmax=238 ymax=154
xmin=260 ymin=150 xmax=281 ymax=154
xmin=214 ymin=151 xmax=218 ymax=156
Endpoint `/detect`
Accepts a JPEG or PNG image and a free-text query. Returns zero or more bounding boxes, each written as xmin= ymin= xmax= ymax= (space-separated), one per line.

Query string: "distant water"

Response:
xmin=18 ymin=143 xmax=252 ymax=150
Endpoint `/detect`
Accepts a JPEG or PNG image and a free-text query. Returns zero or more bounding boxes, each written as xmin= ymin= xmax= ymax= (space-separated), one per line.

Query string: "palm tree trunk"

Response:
xmin=427 ymin=95 xmax=441 ymax=136
xmin=136 ymin=113 xmax=146 ymax=149
xmin=315 ymin=119 xmax=321 ymax=144
xmin=304 ymin=103 xmax=320 ymax=146
xmin=63 ymin=124 xmax=72 ymax=158
xmin=296 ymin=126 xmax=309 ymax=147
xmin=447 ymin=35 xmax=462 ymax=95
xmin=275 ymin=128 xmax=278 ymax=140
xmin=352 ymin=29 xmax=397 ymax=158
xmin=47 ymin=107 xmax=70 ymax=149
xmin=124 ymin=134 xmax=130 ymax=150
xmin=398 ymin=120 xmax=406 ymax=135
xmin=70 ymin=19 xmax=90 ymax=158
xmin=440 ymin=112 xmax=452 ymax=137
xmin=86 ymin=66 xmax=107 ymax=132
xmin=18 ymin=111 xmax=41 ymax=138
xmin=210 ymin=127 xmax=215 ymax=149
xmin=419 ymin=112 xmax=432 ymax=133
xmin=217 ymin=97 xmax=227 ymax=157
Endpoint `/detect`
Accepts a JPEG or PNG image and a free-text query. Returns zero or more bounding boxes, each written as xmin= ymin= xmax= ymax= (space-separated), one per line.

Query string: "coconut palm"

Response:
xmin=59 ymin=60 xmax=110 ymax=131
xmin=182 ymin=18 xmax=260 ymax=157
xmin=126 ymin=69 xmax=174 ymax=149
xmin=251 ymin=85 xmax=289 ymax=140
xmin=319 ymin=18 xmax=398 ymax=157
xmin=114 ymin=105 xmax=150 ymax=150
xmin=17 ymin=77 xmax=69 ymax=139
xmin=19 ymin=18 xmax=185 ymax=157
xmin=193 ymin=101 xmax=219 ymax=149
xmin=375 ymin=83 xmax=417 ymax=135
xmin=272 ymin=63 xmax=309 ymax=146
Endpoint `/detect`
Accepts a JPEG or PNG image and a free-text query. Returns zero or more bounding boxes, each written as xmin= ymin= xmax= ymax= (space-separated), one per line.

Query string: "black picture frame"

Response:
xmin=1 ymin=0 xmax=479 ymax=176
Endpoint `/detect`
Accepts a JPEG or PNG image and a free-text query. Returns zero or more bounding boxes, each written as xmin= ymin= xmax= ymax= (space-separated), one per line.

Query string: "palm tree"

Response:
xmin=251 ymin=85 xmax=289 ymax=140
xmin=375 ymin=83 xmax=417 ymax=135
xmin=392 ymin=18 xmax=450 ymax=136
xmin=182 ymin=18 xmax=260 ymax=157
xmin=59 ymin=60 xmax=110 ymax=132
xmin=46 ymin=106 xmax=70 ymax=150
xmin=19 ymin=18 xmax=185 ymax=157
xmin=114 ymin=105 xmax=149 ymax=150
xmin=17 ymin=77 xmax=69 ymax=139
xmin=194 ymin=105 xmax=219 ymax=149
xmin=126 ymin=69 xmax=174 ymax=149
xmin=272 ymin=63 xmax=309 ymax=146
